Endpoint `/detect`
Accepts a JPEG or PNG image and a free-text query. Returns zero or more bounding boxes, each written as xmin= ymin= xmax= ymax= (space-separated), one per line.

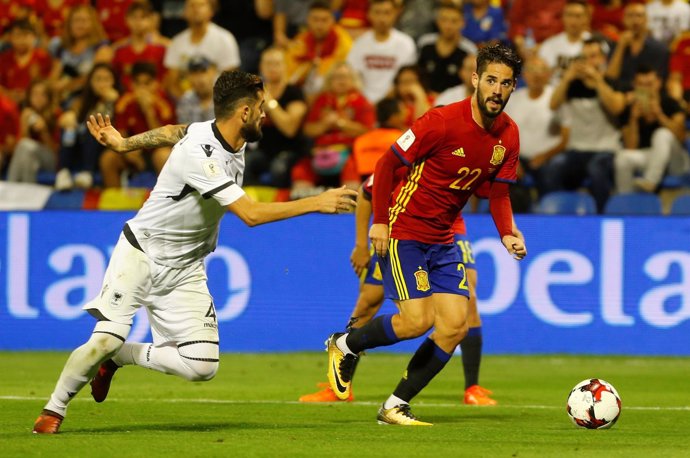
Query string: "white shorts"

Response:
xmin=84 ymin=234 xmax=219 ymax=345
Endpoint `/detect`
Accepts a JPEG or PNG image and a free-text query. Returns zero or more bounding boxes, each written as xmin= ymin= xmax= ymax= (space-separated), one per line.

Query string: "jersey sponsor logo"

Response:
xmin=396 ymin=129 xmax=415 ymax=151
xmin=202 ymin=160 xmax=222 ymax=179
xmin=490 ymin=144 xmax=506 ymax=166
xmin=364 ymin=54 xmax=397 ymax=70
xmin=414 ymin=267 xmax=430 ymax=292
xmin=452 ymin=148 xmax=465 ymax=157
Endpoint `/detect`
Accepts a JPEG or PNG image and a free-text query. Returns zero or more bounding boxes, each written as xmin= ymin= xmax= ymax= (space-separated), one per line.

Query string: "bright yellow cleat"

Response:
xmin=299 ymin=382 xmax=354 ymax=402
xmin=464 ymin=384 xmax=497 ymax=406
xmin=377 ymin=404 xmax=432 ymax=426
xmin=325 ymin=333 xmax=358 ymax=401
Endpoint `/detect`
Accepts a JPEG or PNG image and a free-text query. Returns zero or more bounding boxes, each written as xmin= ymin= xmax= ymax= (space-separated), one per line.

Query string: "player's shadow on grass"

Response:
xmin=73 ymin=421 xmax=332 ymax=434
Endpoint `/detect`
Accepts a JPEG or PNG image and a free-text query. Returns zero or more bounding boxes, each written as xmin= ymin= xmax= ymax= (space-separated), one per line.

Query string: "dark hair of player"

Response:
xmin=476 ymin=43 xmax=522 ymax=80
xmin=213 ymin=70 xmax=264 ymax=120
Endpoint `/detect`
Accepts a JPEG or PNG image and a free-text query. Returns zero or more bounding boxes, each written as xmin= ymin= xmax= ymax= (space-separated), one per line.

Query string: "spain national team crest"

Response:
xmin=414 ymin=267 xmax=430 ymax=292
xmin=490 ymin=144 xmax=506 ymax=166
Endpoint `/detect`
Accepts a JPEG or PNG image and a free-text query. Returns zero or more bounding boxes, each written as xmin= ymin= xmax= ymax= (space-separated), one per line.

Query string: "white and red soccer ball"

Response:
xmin=566 ymin=378 xmax=621 ymax=429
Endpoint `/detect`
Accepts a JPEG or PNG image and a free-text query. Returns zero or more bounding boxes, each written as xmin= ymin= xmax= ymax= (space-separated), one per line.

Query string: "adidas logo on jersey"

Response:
xmin=452 ymin=148 xmax=465 ymax=157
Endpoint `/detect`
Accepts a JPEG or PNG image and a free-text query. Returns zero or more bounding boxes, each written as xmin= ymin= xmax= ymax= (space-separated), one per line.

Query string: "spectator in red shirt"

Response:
xmin=100 ymin=61 xmax=176 ymax=188
xmin=37 ymin=0 xmax=90 ymax=40
xmin=292 ymin=61 xmax=375 ymax=194
xmin=111 ymin=1 xmax=168 ymax=91
xmin=0 ymin=92 xmax=20 ymax=175
xmin=392 ymin=65 xmax=435 ymax=127
xmin=96 ymin=0 xmax=136 ymax=43
xmin=508 ymin=0 xmax=566 ymax=58
xmin=668 ymin=31 xmax=690 ymax=115
xmin=0 ymin=20 xmax=56 ymax=105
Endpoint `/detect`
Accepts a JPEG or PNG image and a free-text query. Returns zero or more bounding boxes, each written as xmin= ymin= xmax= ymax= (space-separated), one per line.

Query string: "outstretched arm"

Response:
xmin=86 ymin=113 xmax=187 ymax=153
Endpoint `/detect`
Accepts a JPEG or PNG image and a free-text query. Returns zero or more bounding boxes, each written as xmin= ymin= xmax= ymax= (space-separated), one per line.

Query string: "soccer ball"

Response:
xmin=566 ymin=378 xmax=621 ymax=429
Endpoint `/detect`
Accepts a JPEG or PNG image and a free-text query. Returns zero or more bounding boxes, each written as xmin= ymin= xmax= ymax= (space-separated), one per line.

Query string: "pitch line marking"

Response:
xmin=2 ymin=395 xmax=689 ymax=411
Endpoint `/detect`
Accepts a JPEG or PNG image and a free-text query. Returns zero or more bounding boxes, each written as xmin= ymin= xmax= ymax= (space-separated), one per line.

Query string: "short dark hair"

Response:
xmin=376 ymin=98 xmax=401 ymax=127
xmin=634 ymin=63 xmax=658 ymax=77
xmin=583 ymin=36 xmax=610 ymax=56
xmin=127 ymin=1 xmax=153 ymax=16
xmin=309 ymin=0 xmax=332 ymax=12
xmin=7 ymin=19 xmax=36 ymax=34
xmin=131 ymin=61 xmax=157 ymax=79
xmin=476 ymin=43 xmax=522 ymax=80
xmin=213 ymin=70 xmax=264 ymax=120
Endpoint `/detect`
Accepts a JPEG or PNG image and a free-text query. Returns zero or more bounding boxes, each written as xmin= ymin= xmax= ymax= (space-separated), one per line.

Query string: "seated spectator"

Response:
xmin=37 ymin=0 xmax=90 ymax=41
xmin=0 ymin=19 xmax=56 ymax=105
xmin=588 ymin=0 xmax=625 ymax=41
xmin=112 ymin=1 xmax=168 ymax=91
xmin=176 ymin=55 xmax=216 ymax=124
xmin=272 ymin=0 xmax=313 ymax=48
xmin=244 ymin=47 xmax=308 ymax=188
xmin=504 ymin=56 xmax=567 ymax=199
xmin=50 ymin=4 xmax=112 ymax=105
xmin=614 ymin=65 xmax=688 ymax=194
xmin=538 ymin=0 xmax=592 ymax=84
xmin=6 ymin=81 xmax=61 ymax=183
xmin=352 ymin=97 xmax=407 ymax=178
xmin=434 ymin=53 xmax=476 ymax=106
xmin=346 ymin=0 xmax=416 ymax=104
xmin=0 ymin=92 xmax=20 ymax=176
xmin=55 ymin=63 xmax=120 ymax=190
xmin=667 ymin=31 xmax=690 ymax=116
xmin=292 ymin=61 xmax=375 ymax=194
xmin=163 ymin=0 xmax=240 ymax=99
xmin=605 ymin=2 xmax=668 ymax=91
xmin=100 ymin=61 xmax=175 ymax=188
xmin=508 ymin=0 xmax=566 ymax=59
xmin=392 ymin=64 xmax=434 ymax=127
xmin=417 ymin=2 xmax=477 ymax=95
xmin=285 ymin=1 xmax=353 ymax=100
xmin=462 ymin=0 xmax=507 ymax=48
xmin=546 ymin=37 xmax=626 ymax=213
xmin=645 ymin=0 xmax=690 ymax=48
xmin=96 ymin=0 xmax=137 ymax=43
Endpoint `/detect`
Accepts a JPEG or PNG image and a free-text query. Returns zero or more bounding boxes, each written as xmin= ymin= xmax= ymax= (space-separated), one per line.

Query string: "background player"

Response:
xmin=326 ymin=44 xmax=526 ymax=425
xmin=33 ymin=70 xmax=358 ymax=434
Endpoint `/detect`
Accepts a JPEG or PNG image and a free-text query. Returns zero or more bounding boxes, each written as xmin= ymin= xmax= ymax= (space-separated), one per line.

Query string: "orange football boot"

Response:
xmin=299 ymin=382 xmax=354 ymax=402
xmin=33 ymin=409 xmax=64 ymax=434
xmin=464 ymin=385 xmax=497 ymax=405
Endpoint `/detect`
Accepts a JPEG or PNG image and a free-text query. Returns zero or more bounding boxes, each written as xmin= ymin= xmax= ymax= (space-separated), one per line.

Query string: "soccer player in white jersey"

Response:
xmin=33 ymin=70 xmax=358 ymax=434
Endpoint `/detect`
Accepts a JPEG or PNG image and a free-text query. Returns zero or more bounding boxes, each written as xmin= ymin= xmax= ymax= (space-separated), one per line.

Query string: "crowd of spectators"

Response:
xmin=0 ymin=0 xmax=689 ymax=213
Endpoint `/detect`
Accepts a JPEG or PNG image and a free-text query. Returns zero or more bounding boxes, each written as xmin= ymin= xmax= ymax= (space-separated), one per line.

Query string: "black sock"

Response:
xmin=460 ymin=327 xmax=482 ymax=389
xmin=393 ymin=338 xmax=452 ymax=403
xmin=345 ymin=314 xmax=399 ymax=354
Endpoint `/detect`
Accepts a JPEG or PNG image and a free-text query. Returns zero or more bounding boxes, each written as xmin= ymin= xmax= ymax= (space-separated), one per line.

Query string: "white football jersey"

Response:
xmin=126 ymin=120 xmax=246 ymax=268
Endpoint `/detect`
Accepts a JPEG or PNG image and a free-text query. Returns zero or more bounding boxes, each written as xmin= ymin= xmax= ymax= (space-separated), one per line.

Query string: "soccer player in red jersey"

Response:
xmin=326 ymin=43 xmax=527 ymax=425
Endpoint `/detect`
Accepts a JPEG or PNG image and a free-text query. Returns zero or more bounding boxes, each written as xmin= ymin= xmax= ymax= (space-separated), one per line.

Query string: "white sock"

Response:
xmin=336 ymin=334 xmax=355 ymax=355
xmin=44 ymin=335 xmax=121 ymax=416
xmin=383 ymin=394 xmax=408 ymax=410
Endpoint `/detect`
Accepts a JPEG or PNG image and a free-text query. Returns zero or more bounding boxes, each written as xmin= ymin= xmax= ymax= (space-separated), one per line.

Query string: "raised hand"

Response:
xmin=87 ymin=114 xmax=124 ymax=152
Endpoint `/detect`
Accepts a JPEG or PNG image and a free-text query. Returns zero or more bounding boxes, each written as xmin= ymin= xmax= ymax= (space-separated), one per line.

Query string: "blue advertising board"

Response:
xmin=1 ymin=211 xmax=689 ymax=355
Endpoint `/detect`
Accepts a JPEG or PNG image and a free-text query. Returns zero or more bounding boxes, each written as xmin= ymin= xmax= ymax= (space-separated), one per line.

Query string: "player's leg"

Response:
xmin=461 ymin=267 xmax=496 ymax=405
xmin=300 ymin=282 xmax=384 ymax=402
xmin=34 ymin=235 xmax=146 ymax=433
xmin=326 ymin=240 xmax=436 ymax=400
xmin=112 ymin=261 xmax=220 ymax=382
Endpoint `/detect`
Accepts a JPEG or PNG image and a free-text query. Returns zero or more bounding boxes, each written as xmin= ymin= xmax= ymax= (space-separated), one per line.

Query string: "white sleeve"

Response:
xmin=217 ymin=30 xmax=241 ymax=70
xmin=164 ymin=38 xmax=182 ymax=69
xmin=183 ymin=149 xmax=245 ymax=206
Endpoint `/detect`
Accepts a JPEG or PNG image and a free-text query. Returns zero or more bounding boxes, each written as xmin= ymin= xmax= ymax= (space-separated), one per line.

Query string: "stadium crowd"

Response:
xmin=1 ymin=0 xmax=689 ymax=213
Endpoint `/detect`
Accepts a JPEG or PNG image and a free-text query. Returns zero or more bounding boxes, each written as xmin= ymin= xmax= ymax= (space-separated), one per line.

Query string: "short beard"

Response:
xmin=475 ymin=89 xmax=504 ymax=119
xmin=240 ymin=123 xmax=263 ymax=143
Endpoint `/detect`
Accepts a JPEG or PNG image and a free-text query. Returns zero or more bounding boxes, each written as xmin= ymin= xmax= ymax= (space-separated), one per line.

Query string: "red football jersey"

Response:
xmin=114 ymin=90 xmax=176 ymax=136
xmin=306 ymin=90 xmax=375 ymax=147
xmin=112 ymin=42 xmax=167 ymax=91
xmin=387 ymin=97 xmax=519 ymax=244
xmin=0 ymin=48 xmax=54 ymax=95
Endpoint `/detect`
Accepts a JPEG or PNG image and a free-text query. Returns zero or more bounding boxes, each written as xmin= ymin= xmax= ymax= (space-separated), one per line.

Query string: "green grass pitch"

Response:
xmin=2 ymin=351 xmax=689 ymax=457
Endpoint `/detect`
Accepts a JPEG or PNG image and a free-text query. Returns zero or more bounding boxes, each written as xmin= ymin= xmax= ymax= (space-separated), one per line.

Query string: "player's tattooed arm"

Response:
xmin=87 ymin=113 xmax=187 ymax=153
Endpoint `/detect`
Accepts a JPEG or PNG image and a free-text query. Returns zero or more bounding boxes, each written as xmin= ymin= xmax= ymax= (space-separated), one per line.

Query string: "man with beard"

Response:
xmin=33 ymin=70 xmax=358 ymax=434
xmin=325 ymin=44 xmax=527 ymax=426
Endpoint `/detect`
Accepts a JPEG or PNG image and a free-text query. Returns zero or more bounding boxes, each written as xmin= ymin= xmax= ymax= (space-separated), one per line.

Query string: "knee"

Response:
xmin=651 ymin=127 xmax=673 ymax=145
xmin=88 ymin=334 xmax=123 ymax=359
xmin=187 ymin=360 xmax=219 ymax=382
